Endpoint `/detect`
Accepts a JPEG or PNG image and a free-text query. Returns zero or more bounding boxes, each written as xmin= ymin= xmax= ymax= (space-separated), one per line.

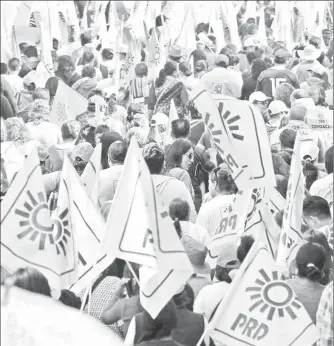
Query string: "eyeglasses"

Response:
xmin=186 ymin=152 xmax=194 ymax=160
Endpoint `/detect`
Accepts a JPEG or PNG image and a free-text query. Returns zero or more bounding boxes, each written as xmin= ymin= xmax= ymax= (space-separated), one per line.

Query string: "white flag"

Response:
xmin=51 ymin=81 xmax=88 ymax=127
xmin=208 ymin=240 xmax=318 ymax=346
xmin=1 ymin=149 xmax=78 ymax=290
xmin=164 ymin=99 xmax=179 ymax=146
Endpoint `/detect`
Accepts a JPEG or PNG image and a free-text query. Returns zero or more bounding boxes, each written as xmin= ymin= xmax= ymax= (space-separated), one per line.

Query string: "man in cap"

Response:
xmin=239 ymin=37 xmax=258 ymax=73
xmin=256 ymin=48 xmax=300 ymax=98
xmin=201 ymin=54 xmax=242 ymax=100
xmin=249 ymin=91 xmax=271 ymax=122
xmin=168 ymin=44 xmax=183 ymax=64
xmin=266 ymin=100 xmax=289 ymax=136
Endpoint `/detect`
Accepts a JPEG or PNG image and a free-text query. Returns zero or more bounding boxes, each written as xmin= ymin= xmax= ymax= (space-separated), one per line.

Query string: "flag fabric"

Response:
xmin=207 ymin=239 xmax=318 ymax=346
xmin=164 ymin=99 xmax=179 ymax=146
xmin=276 ymin=131 xmax=306 ymax=273
xmin=102 ymin=138 xmax=193 ymax=318
xmin=147 ymin=24 xmax=165 ymax=80
xmin=221 ymin=1 xmax=242 ymax=51
xmin=120 ymin=39 xmax=141 ymax=84
xmin=0 ymin=149 xmax=78 ymax=290
xmin=1 ymin=286 xmax=124 ymax=346
xmin=244 ymin=1 xmax=258 ymax=21
xmin=257 ymin=6 xmax=268 ymax=47
xmin=55 ymin=156 xmax=113 ymax=294
xmin=81 ymin=143 xmax=102 ymax=207
xmin=272 ymin=2 xmax=294 ymax=52
xmin=50 ymin=81 xmax=88 ymax=127
xmin=264 ymin=187 xmax=286 ymax=215
xmin=211 ymin=7 xmax=226 ymax=55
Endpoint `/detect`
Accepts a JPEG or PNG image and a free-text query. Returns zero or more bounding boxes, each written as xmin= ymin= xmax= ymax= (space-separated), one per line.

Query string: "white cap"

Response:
xmin=301 ymin=142 xmax=320 ymax=161
xmin=249 ymin=91 xmax=271 ymax=103
xmin=268 ymin=100 xmax=288 ymax=115
xmin=243 ymin=37 xmax=259 ymax=48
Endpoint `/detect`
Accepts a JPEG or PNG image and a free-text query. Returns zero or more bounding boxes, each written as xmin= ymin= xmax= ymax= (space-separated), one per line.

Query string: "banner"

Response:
xmin=1 ymin=149 xmax=78 ymax=290
xmin=276 ymin=131 xmax=306 ymax=273
xmin=264 ymin=187 xmax=286 ymax=215
xmin=102 ymin=138 xmax=193 ymax=318
xmin=56 ymin=156 xmax=113 ymax=294
xmin=208 ymin=240 xmax=318 ymax=346
xmin=147 ymin=24 xmax=165 ymax=80
xmin=50 ymin=81 xmax=88 ymax=127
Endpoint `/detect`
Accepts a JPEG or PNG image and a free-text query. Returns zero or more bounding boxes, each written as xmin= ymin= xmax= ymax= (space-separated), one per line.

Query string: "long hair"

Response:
xmin=251 ymin=59 xmax=268 ymax=80
xmin=169 ymin=198 xmax=190 ymax=238
xmin=155 ymin=61 xmax=177 ymax=88
xmin=165 ymin=138 xmax=192 ymax=172
xmin=302 ymin=161 xmax=319 ymax=191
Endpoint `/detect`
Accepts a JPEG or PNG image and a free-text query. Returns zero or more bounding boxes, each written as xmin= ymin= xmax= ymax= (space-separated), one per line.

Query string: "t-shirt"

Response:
xmin=26 ymin=122 xmax=62 ymax=146
xmin=99 ymin=165 xmax=124 ymax=205
xmin=310 ymin=173 xmax=333 ymax=210
xmin=196 ymin=194 xmax=235 ymax=237
xmin=256 ymin=67 xmax=300 ymax=98
xmin=179 ymin=221 xmax=211 ymax=248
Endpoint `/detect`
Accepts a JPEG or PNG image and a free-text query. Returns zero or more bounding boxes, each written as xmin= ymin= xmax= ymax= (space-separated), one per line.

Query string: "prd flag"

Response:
xmin=81 ymin=143 xmax=102 ymax=207
xmin=164 ymin=99 xmax=179 ymax=146
xmin=50 ymin=81 xmax=88 ymax=127
xmin=190 ymin=84 xmax=251 ymax=189
xmin=102 ymin=137 xmax=193 ymax=318
xmin=147 ymin=24 xmax=165 ymax=80
xmin=276 ymin=131 xmax=306 ymax=273
xmin=207 ymin=240 xmax=318 ymax=346
xmin=264 ymin=187 xmax=286 ymax=215
xmin=1 ymin=149 xmax=78 ymax=290
xmin=55 ymin=156 xmax=113 ymax=294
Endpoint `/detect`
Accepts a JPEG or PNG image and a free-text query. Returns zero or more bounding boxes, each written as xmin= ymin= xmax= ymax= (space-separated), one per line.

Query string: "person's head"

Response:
xmin=302 ymin=161 xmax=319 ymax=191
xmin=165 ymin=139 xmax=194 ymax=172
xmin=289 ymin=104 xmax=307 ymax=122
xmin=61 ymin=120 xmax=80 ymax=142
xmin=101 ymin=48 xmax=114 ymax=62
xmin=325 ymin=146 xmax=333 ymax=174
xmin=268 ymin=100 xmax=288 ymax=119
xmin=5 ymin=267 xmax=51 ymax=297
xmin=57 ymin=55 xmax=76 ymax=79
xmin=81 ymin=50 xmax=96 ymax=66
xmin=290 ymin=89 xmax=308 ymax=104
xmin=155 ymin=61 xmax=178 ymax=88
xmin=32 ymin=88 xmax=50 ymax=103
xmin=251 ymin=58 xmax=268 ymax=80
xmin=19 ymin=42 xmax=29 ymax=54
xmin=215 ymin=54 xmax=229 ymax=69
xmin=298 ymin=44 xmax=321 ymax=62
xmin=279 ymin=129 xmax=296 ymax=150
xmin=71 ymin=142 xmax=94 ymax=175
xmin=134 ymin=62 xmax=148 ymax=78
xmin=171 ymin=118 xmax=190 ymax=139
xmin=274 ymin=83 xmax=295 ymax=108
xmin=5 ymin=117 xmax=30 ymax=143
xmin=295 ymin=243 xmax=326 ymax=282
xmin=276 ymin=150 xmax=292 ymax=166
xmin=303 ymin=196 xmax=332 ymax=231
xmin=28 ymin=99 xmax=50 ymax=124
xmin=59 ymin=289 xmax=82 ymax=309
xmin=169 ymin=198 xmax=190 ymax=237
xmin=219 ymin=47 xmax=231 ymax=56
xmin=0 ymin=62 xmax=8 ymax=75
xmin=100 ymin=131 xmax=123 ymax=169
xmin=243 ymin=37 xmax=258 ymax=53
xmin=143 ymin=142 xmax=165 ymax=174
xmin=107 ymin=140 xmax=127 ymax=166
xmin=94 ymin=124 xmax=110 ymax=144
xmin=275 ymin=174 xmax=288 ymax=198
xmin=228 ymin=54 xmax=240 ymax=68
xmin=80 ymin=30 xmax=92 ymax=47
xmin=172 ymin=284 xmax=194 ymax=311
xmin=45 ymin=76 xmax=60 ymax=99
xmin=273 ymin=48 xmax=290 ymax=67
xmin=169 ymin=44 xmax=182 ymax=62
xmin=307 ymin=85 xmax=328 ymax=107
xmin=272 ymin=154 xmax=290 ymax=179
xmin=210 ymin=167 xmax=238 ymax=197
xmin=81 ymin=65 xmax=96 ymax=78
xmin=24 ymin=45 xmax=38 ymax=58
xmin=179 ymin=62 xmax=192 ymax=77
xmin=303 ymin=229 xmax=333 ymax=264
xmin=246 ymin=51 xmax=257 ymax=65
xmin=22 ymin=72 xmax=37 ymax=92
xmin=249 ymin=91 xmax=271 ymax=118
xmin=7 ymin=58 xmax=21 ymax=74
xmin=215 ymin=243 xmax=240 ymax=283
xmin=194 ymin=59 xmax=208 ymax=75
xmin=237 ymin=236 xmax=255 ymax=263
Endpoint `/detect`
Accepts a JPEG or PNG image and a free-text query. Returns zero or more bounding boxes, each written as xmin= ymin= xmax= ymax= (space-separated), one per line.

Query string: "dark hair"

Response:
xmin=172 ymin=284 xmax=194 ymax=311
xmin=61 ymin=121 xmax=78 ymax=141
xmin=59 ymin=289 xmax=82 ymax=309
xmin=107 ymin=140 xmax=128 ymax=164
xmin=165 ymin=139 xmax=192 ymax=172
xmin=57 ymin=55 xmax=75 ymax=72
xmin=0 ymin=62 xmax=8 ymax=74
xmin=155 ymin=61 xmax=177 ymax=88
xmin=219 ymin=47 xmax=231 ymax=56
xmin=80 ymin=51 xmax=95 ymax=65
xmin=237 ymin=236 xmax=254 ymax=263
xmin=100 ymin=131 xmax=123 ymax=168
xmin=171 ymin=119 xmax=190 ymax=139
xmin=32 ymin=88 xmax=50 ymax=102
xmin=88 ymin=89 xmax=104 ymax=99
xmin=302 ymin=161 xmax=319 ymax=191
xmin=275 ymin=174 xmax=288 ymax=198
xmin=169 ymin=198 xmax=190 ymax=237
xmin=135 ymin=63 xmax=148 ymax=77
xmin=82 ymin=65 xmax=96 ymax=78
xmin=24 ymin=46 xmax=38 ymax=58
xmin=228 ymin=54 xmax=240 ymax=67
xmin=19 ymin=42 xmax=29 ymax=54
xmin=6 ymin=267 xmax=51 ymax=297
xmin=272 ymin=154 xmax=290 ymax=179
xmin=303 ymin=196 xmax=331 ymax=220
xmin=251 ymin=58 xmax=268 ymax=80
xmin=216 ymin=60 xmax=228 ymax=68
xmin=309 ymin=36 xmax=321 ymax=49
xmin=274 ymin=209 xmax=284 ymax=228
xmin=274 ymin=83 xmax=295 ymax=108
xmin=246 ymin=52 xmax=257 ymax=65
xmin=95 ymin=124 xmax=109 ymax=136
xmin=279 ymin=129 xmax=296 ymax=150
xmin=325 ymin=146 xmax=333 ymax=174
xmin=101 ymin=48 xmax=114 ymax=61
xmin=143 ymin=143 xmax=165 ymax=174
xmin=215 ymin=266 xmax=233 ymax=283
xmin=80 ymin=31 xmax=92 ymax=46
xmin=179 ymin=62 xmax=192 ymax=76
xmin=8 ymin=58 xmax=20 ymax=72
xmin=276 ymin=150 xmax=292 ymax=166
xmin=216 ymin=169 xmax=238 ymax=194
xmin=274 ymin=56 xmax=288 ymax=65
xmin=155 ymin=14 xmax=168 ymax=28
xmin=296 ymin=243 xmax=326 ymax=282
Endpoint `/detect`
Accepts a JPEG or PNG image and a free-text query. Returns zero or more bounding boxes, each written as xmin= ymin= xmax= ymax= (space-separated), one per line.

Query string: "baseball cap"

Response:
xmin=268 ymin=100 xmax=288 ymax=115
xmin=307 ymin=65 xmax=327 ymax=75
xmin=249 ymin=91 xmax=271 ymax=103
xmin=301 ymin=142 xmax=320 ymax=161
xmin=215 ymin=54 xmax=229 ymax=65
xmin=71 ymin=142 xmax=94 ymax=163
xmin=274 ymin=48 xmax=291 ymax=59
xmin=216 ymin=243 xmax=240 ymax=269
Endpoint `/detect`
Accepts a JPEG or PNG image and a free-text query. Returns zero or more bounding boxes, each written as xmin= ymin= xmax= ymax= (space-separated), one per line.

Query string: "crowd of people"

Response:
xmin=0 ymin=1 xmax=333 ymax=345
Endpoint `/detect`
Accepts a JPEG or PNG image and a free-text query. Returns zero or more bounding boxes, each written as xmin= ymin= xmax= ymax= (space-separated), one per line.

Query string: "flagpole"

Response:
xmin=125 ymin=260 xmax=141 ymax=288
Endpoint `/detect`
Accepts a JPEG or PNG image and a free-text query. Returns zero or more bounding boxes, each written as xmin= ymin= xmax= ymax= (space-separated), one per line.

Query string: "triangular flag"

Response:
xmin=276 ymin=131 xmax=306 ymax=274
xmin=147 ymin=23 xmax=165 ymax=80
xmin=81 ymin=143 xmax=102 ymax=207
xmin=101 ymin=138 xmax=193 ymax=317
xmin=1 ymin=149 xmax=78 ymax=290
xmin=55 ymin=156 xmax=113 ymax=294
xmin=207 ymin=240 xmax=318 ymax=346
xmin=257 ymin=6 xmax=268 ymax=47
xmin=164 ymin=99 xmax=179 ymax=146
xmin=50 ymin=81 xmax=88 ymax=127
xmin=221 ymin=1 xmax=242 ymax=51
xmin=244 ymin=0 xmax=258 ymax=22
xmin=272 ymin=2 xmax=294 ymax=52
xmin=211 ymin=6 xmax=226 ymax=54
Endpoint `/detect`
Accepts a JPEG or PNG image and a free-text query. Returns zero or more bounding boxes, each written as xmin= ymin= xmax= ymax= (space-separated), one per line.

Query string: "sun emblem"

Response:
xmin=217 ymin=103 xmax=244 ymax=141
xmin=15 ymin=190 xmax=71 ymax=256
xmin=54 ymin=102 xmax=68 ymax=123
xmin=246 ymin=189 xmax=263 ymax=222
xmin=246 ymin=269 xmax=302 ymax=320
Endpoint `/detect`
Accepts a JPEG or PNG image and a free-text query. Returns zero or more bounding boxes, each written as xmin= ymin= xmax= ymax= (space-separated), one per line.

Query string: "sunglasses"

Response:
xmin=186 ymin=152 xmax=194 ymax=160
